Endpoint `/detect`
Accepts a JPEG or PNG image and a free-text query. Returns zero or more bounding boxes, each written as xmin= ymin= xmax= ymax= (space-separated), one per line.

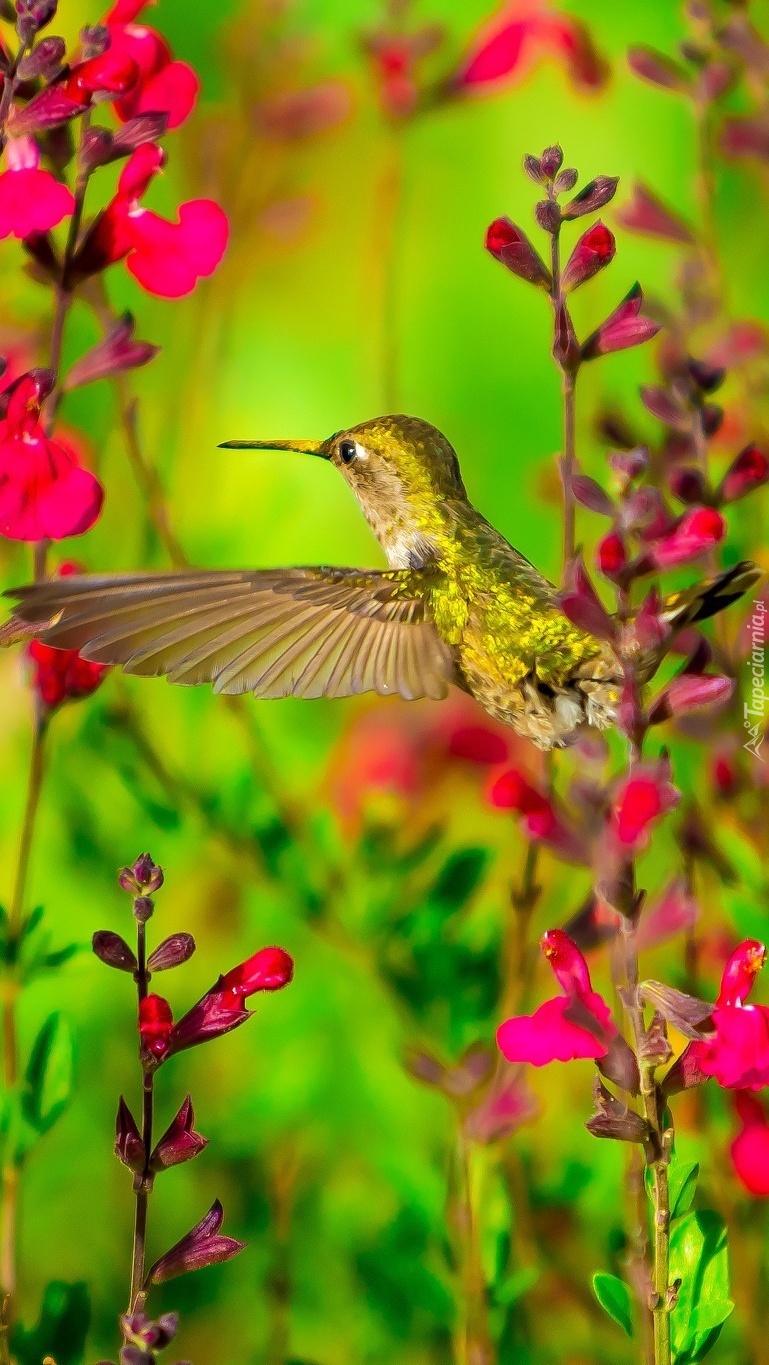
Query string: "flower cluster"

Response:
xmin=361 ymin=0 xmax=607 ymax=122
xmin=93 ymin=855 xmax=293 ymax=1355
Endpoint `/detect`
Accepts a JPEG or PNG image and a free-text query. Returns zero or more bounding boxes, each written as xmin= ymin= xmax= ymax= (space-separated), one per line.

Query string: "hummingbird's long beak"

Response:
xmin=218 ymin=438 xmax=327 ymax=457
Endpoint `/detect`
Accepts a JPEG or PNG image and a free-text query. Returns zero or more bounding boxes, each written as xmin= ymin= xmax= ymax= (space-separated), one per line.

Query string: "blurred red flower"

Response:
xmin=610 ymin=764 xmax=679 ymax=852
xmin=497 ymin=929 xmax=616 ymax=1065
xmin=731 ymin=1093 xmax=769 ymax=1197
xmin=0 ymin=137 xmax=74 ymax=239
xmin=453 ymin=0 xmax=607 ymax=93
xmin=104 ymin=0 xmax=199 ymax=130
xmin=0 ymin=374 xmax=103 ymax=541
xmin=76 ymin=143 xmax=228 ymax=297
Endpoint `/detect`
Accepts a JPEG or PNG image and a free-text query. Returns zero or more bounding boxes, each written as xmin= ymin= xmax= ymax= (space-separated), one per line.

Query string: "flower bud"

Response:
xmin=586 ymin=1077 xmax=649 ymax=1143
xmin=687 ymin=358 xmax=725 ymax=393
xmin=534 ymin=198 xmax=561 ymax=235
xmin=628 ymin=45 xmax=689 ymax=90
xmin=539 ymin=144 xmax=563 ymax=178
xmin=65 ymin=314 xmax=158 ymax=390
xmin=647 ymin=673 xmax=734 ymax=726
xmin=617 ymin=183 xmax=695 ymax=245
xmin=562 ymin=221 xmax=615 ymax=292
xmin=552 ymin=300 xmax=580 ymax=371
xmin=148 ymin=1200 xmax=245 ymax=1284
xmin=718 ymin=444 xmax=769 ymax=503
xmin=485 ymin=217 xmax=552 ymax=288
xmin=581 ymin=283 xmax=661 ymax=361
xmin=17 ymin=34 xmax=65 ymax=80
xmin=596 ymin=531 xmax=628 ymax=581
xmin=115 ymin=1096 xmax=144 ymax=1172
xmin=669 ymin=466 xmax=707 ymax=504
xmin=523 ymin=153 xmax=545 ymax=185
xmin=558 ymin=554 xmax=618 ymax=643
xmin=150 ymin=1096 xmax=208 ymax=1171
xmin=15 ymin=0 xmax=57 ymax=41
xmin=572 ymin=474 xmax=614 ymax=516
xmin=118 ymin=854 xmax=164 ymax=897
xmin=93 ymin=930 xmax=138 ymax=974
xmin=147 ymin=933 xmax=196 ymax=973
xmin=133 ymin=896 xmax=154 ymax=923
xmin=553 ymin=167 xmax=578 ymax=195
xmin=562 ymin=175 xmax=618 ymax=220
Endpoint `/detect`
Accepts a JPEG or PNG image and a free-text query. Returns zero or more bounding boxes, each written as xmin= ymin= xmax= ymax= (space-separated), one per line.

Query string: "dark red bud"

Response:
xmin=523 ymin=153 xmax=544 ymax=185
xmin=553 ymin=167 xmax=578 ymax=195
xmin=552 ymin=301 xmax=580 ymax=372
xmin=687 ymin=358 xmax=725 ymax=393
xmin=581 ymin=283 xmax=661 ymax=362
xmin=65 ymin=314 xmax=158 ymax=390
xmin=485 ymin=217 xmax=552 ymax=287
xmin=148 ymin=1201 xmax=245 ymax=1284
xmin=719 ymin=444 xmax=769 ymax=503
xmin=539 ymin=144 xmax=563 ymax=178
xmin=150 ymin=1095 xmax=208 ymax=1171
xmin=596 ymin=531 xmax=628 ymax=581
xmin=534 ymin=198 xmax=561 ymax=235
xmin=93 ymin=930 xmax=138 ymax=974
xmin=628 ymin=45 xmax=690 ymax=90
xmin=640 ymin=385 xmax=689 ymax=430
xmin=558 ymin=554 xmax=618 ymax=643
xmin=701 ymin=403 xmax=724 ymax=437
xmin=17 ymin=34 xmax=65 ymax=80
xmin=139 ymin=995 xmax=173 ymax=1063
xmin=572 ymin=473 xmax=614 ymax=516
xmin=147 ymin=933 xmax=196 ymax=973
xmin=115 ymin=1096 xmax=144 ymax=1172
xmin=616 ymin=183 xmax=695 ymax=245
xmin=669 ymin=465 xmax=707 ymax=504
xmin=119 ymin=854 xmax=164 ymax=897
xmin=562 ymin=175 xmax=619 ymax=220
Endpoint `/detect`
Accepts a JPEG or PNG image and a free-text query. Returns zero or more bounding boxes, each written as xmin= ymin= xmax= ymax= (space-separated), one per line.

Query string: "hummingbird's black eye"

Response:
xmin=338 ymin=439 xmax=357 ymax=465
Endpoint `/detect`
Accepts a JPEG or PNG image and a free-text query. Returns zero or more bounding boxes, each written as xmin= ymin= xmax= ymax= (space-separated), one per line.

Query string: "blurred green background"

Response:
xmin=1 ymin=0 xmax=768 ymax=1361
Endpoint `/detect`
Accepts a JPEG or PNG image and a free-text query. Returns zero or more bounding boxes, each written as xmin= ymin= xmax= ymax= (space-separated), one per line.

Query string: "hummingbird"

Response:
xmin=4 ymin=414 xmax=759 ymax=750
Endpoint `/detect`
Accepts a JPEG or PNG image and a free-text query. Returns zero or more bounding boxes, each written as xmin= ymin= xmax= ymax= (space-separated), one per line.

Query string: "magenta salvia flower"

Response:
xmin=731 ymin=1093 xmax=769 ymax=1197
xmin=164 ymin=946 xmax=294 ymax=1058
xmin=581 ymin=282 xmax=661 ymax=361
xmin=610 ymin=763 xmax=680 ymax=852
xmin=497 ymin=929 xmax=616 ymax=1066
xmin=689 ymin=940 xmax=769 ymax=1091
xmin=148 ymin=1200 xmax=245 ymax=1284
xmin=0 ymin=136 xmax=75 ymax=238
xmin=649 ymin=506 xmax=726 ymax=569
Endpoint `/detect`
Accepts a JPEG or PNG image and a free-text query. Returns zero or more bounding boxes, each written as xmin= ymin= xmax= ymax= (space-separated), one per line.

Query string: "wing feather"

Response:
xmin=6 ymin=567 xmax=455 ymax=703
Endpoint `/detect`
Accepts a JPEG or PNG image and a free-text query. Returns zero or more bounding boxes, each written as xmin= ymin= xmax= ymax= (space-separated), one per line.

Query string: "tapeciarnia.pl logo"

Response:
xmin=744 ymin=599 xmax=766 ymax=762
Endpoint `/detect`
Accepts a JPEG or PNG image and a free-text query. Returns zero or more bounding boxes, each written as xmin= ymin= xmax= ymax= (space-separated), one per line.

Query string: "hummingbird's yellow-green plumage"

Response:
xmin=4 ymin=414 xmax=760 ymax=750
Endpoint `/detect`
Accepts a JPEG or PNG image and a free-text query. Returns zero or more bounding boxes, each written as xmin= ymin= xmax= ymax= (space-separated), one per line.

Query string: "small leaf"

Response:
xmin=670 ymin=1210 xmax=731 ymax=1360
xmin=431 ymin=848 xmax=487 ymax=912
xmin=670 ymin=1160 xmax=699 ymax=1219
xmin=21 ymin=1013 xmax=73 ymax=1136
xmin=592 ymin=1272 xmax=634 ymax=1337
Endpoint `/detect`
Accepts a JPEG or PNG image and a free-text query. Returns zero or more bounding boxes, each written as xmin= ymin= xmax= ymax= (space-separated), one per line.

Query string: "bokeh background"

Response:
xmin=0 ymin=0 xmax=767 ymax=1361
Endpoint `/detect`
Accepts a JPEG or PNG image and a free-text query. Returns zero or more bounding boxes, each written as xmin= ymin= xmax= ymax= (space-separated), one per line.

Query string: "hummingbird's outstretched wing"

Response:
xmin=6 ymin=568 xmax=455 ymax=701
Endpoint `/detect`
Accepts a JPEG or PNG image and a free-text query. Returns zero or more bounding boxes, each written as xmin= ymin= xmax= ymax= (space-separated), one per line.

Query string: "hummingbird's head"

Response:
xmin=221 ymin=414 xmax=467 ymax=568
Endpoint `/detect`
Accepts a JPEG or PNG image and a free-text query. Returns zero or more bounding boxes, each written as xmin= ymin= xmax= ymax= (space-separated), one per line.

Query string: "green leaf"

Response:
xmin=670 ymin=1210 xmax=732 ymax=1362
xmin=21 ymin=1013 xmax=73 ymax=1136
xmin=12 ymin=1281 xmax=90 ymax=1365
xmin=495 ymin=1266 xmax=539 ymax=1306
xmin=670 ymin=1160 xmax=700 ymax=1219
xmin=430 ymin=848 xmax=488 ymax=913
xmin=592 ymin=1272 xmax=634 ymax=1338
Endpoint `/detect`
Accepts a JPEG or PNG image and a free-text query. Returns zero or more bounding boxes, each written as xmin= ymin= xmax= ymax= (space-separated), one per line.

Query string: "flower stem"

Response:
xmin=128 ymin=921 xmax=154 ymax=1315
xmin=561 ymin=371 xmax=577 ymax=569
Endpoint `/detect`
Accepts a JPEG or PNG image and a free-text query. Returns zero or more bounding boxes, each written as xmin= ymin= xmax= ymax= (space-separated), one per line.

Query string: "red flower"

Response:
xmin=0 ymin=374 xmax=103 ymax=541
xmin=731 ymin=1093 xmax=769 ymax=1197
xmin=0 ymin=137 xmax=74 ymax=239
xmin=139 ymin=993 xmax=174 ymax=1059
xmin=489 ymin=768 xmax=586 ymax=861
xmin=10 ymin=48 xmax=140 ymax=135
xmin=561 ymin=221 xmax=615 ymax=293
xmin=497 ymin=929 xmax=616 ymax=1065
xmin=649 ymin=506 xmax=726 ymax=569
xmin=104 ymin=0 xmax=199 ymax=130
xmin=26 ymin=562 xmax=110 ymax=711
xmin=690 ymin=940 xmax=769 ymax=1091
xmin=75 ymin=143 xmax=228 ymax=297
xmin=137 ymin=945 xmax=295 ymax=1064
xmin=611 ymin=763 xmax=679 ymax=851
xmin=453 ymin=1 xmax=607 ymax=93
xmin=718 ymin=445 xmax=769 ymax=504
xmin=596 ymin=530 xmax=628 ymax=580
xmin=448 ymin=724 xmax=509 ymax=765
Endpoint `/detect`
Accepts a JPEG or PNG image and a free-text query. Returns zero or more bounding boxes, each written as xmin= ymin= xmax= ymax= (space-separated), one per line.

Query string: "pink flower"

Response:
xmin=649 ymin=506 xmax=726 ymax=569
xmin=497 ymin=929 xmax=616 ymax=1065
xmin=0 ymin=137 xmax=74 ymax=239
xmin=691 ymin=940 xmax=769 ymax=1091
xmin=731 ymin=1093 xmax=769 ymax=1197
xmin=581 ymin=283 xmax=661 ymax=361
xmin=75 ymin=143 xmax=228 ymax=297
xmin=611 ymin=763 xmax=680 ymax=851
xmin=104 ymin=0 xmax=199 ymax=130
xmin=453 ymin=1 xmax=607 ymax=93
xmin=489 ymin=768 xmax=586 ymax=861
xmin=0 ymin=373 xmax=104 ymax=541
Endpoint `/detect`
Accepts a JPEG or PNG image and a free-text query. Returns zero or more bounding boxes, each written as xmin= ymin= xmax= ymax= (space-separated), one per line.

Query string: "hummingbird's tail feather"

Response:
xmin=660 ymin=560 xmax=762 ymax=632
xmin=5 ymin=567 xmax=454 ymax=703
